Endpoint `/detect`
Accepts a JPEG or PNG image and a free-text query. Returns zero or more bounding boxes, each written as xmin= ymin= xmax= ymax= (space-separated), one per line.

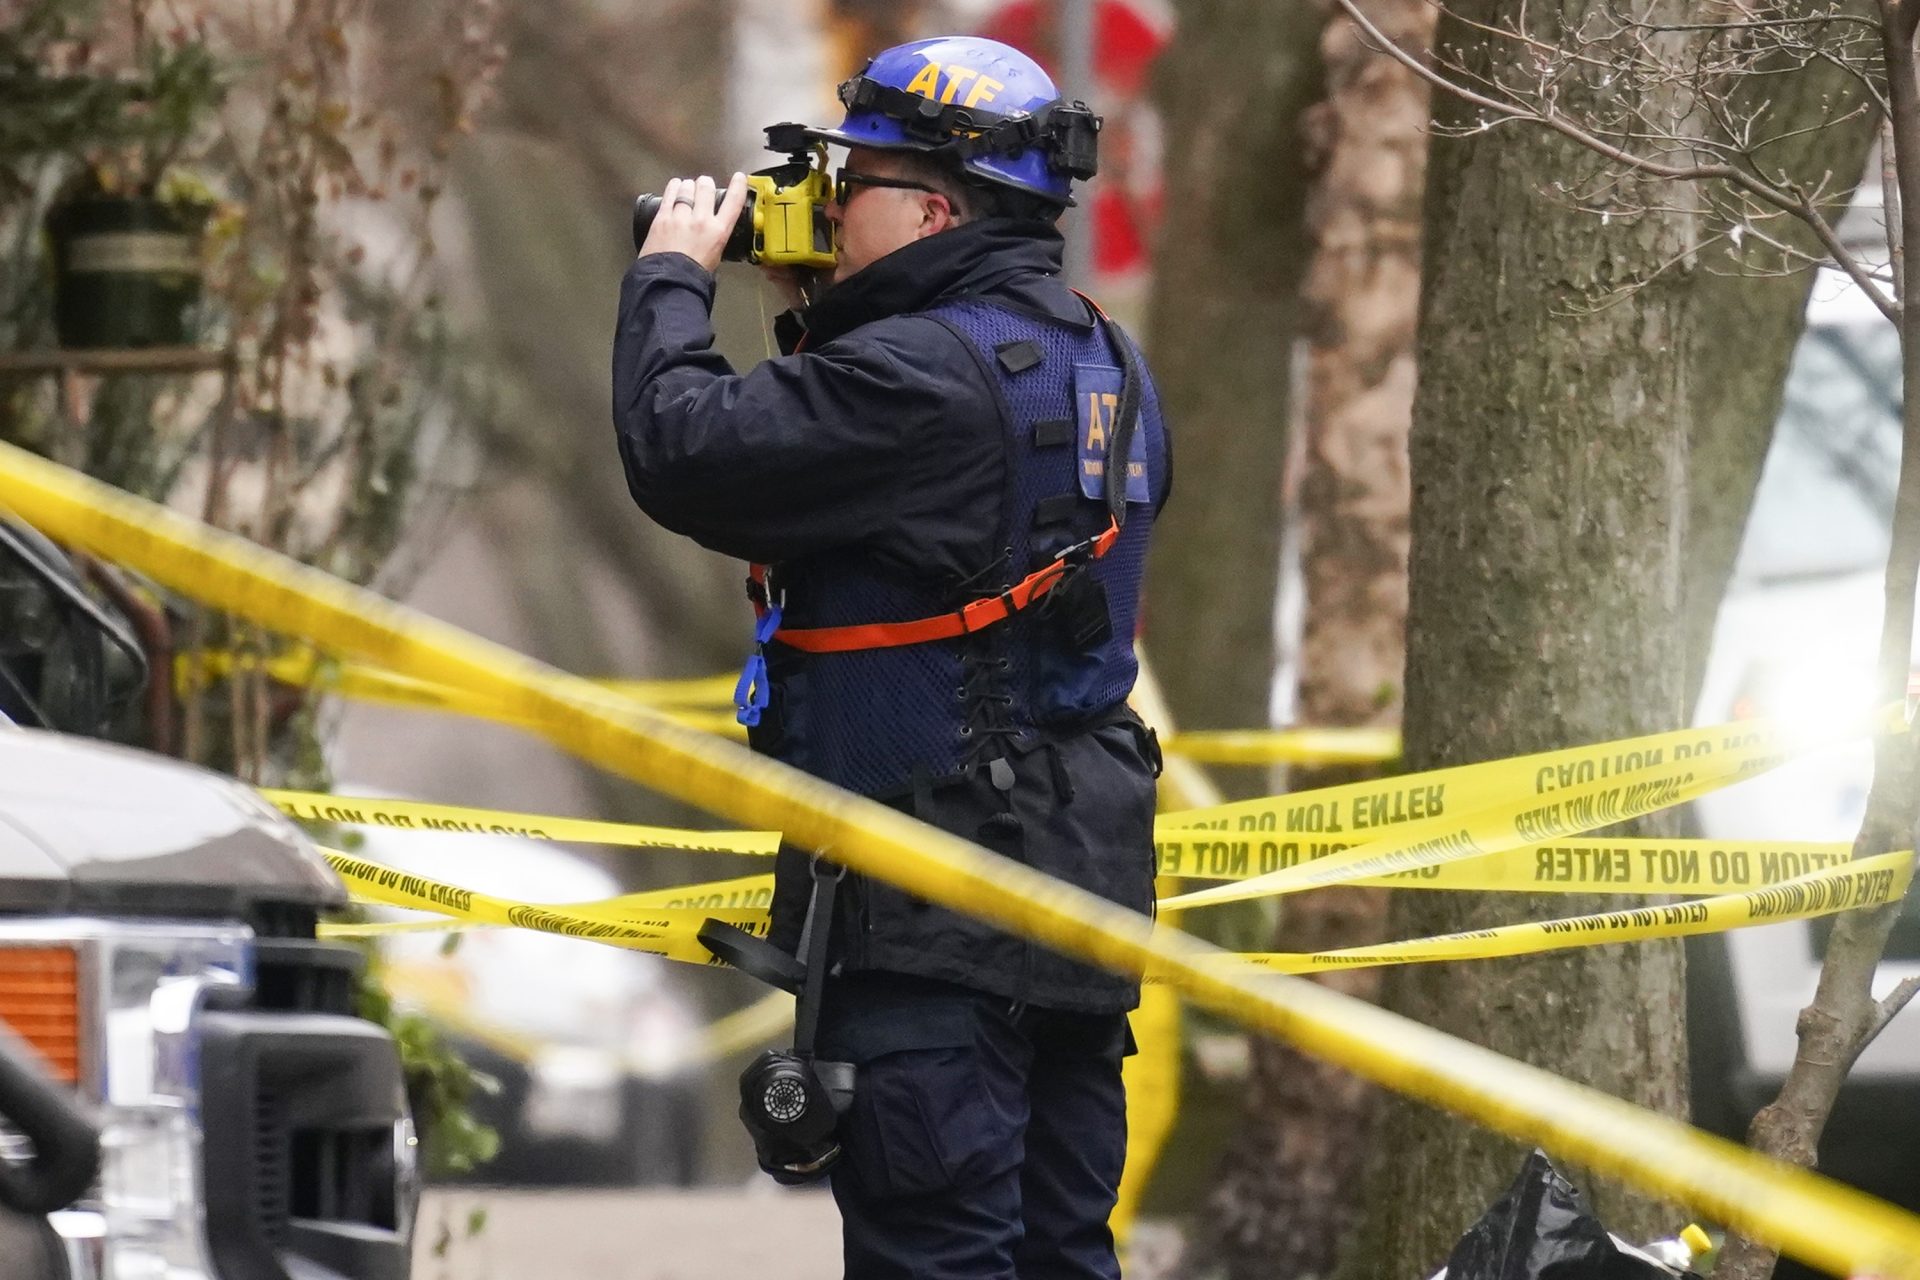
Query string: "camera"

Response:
xmin=737 ymin=1049 xmax=854 ymax=1185
xmin=700 ymin=878 xmax=854 ymax=1187
xmin=631 ymin=123 xmax=837 ymax=269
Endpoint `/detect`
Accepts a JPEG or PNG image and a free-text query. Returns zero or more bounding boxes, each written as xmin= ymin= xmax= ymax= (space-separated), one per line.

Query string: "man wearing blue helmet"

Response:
xmin=613 ymin=34 xmax=1170 ymax=1279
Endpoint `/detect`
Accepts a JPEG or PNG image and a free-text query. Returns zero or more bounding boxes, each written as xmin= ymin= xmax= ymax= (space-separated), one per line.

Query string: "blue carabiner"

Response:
xmin=734 ymin=602 xmax=783 ymax=727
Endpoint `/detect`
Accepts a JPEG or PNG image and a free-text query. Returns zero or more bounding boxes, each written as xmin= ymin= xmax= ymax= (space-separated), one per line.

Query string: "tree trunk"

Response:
xmin=1193 ymin=0 xmax=1430 ymax=1274
xmin=1339 ymin=0 xmax=1700 ymax=1271
xmin=1141 ymin=0 xmax=1326 ymax=793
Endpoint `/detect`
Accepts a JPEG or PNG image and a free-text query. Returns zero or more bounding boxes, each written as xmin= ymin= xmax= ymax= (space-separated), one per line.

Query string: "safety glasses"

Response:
xmin=833 ymin=167 xmax=945 ymax=206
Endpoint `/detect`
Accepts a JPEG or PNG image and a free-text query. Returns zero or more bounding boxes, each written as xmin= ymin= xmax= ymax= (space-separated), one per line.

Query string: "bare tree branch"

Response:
xmin=1618 ymin=12 xmax=1882 ymax=35
xmin=1750 ymin=101 xmax=1877 ymax=157
xmin=1331 ymin=0 xmax=1900 ymax=322
xmin=1887 ymin=115 xmax=1905 ymax=306
xmin=1862 ymin=972 xmax=1920 ymax=1045
xmin=1807 ymin=44 xmax=1895 ymax=116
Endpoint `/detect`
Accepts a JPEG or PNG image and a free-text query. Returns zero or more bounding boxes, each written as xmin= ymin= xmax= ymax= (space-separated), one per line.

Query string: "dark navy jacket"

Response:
xmin=613 ymin=220 xmax=1171 ymax=1013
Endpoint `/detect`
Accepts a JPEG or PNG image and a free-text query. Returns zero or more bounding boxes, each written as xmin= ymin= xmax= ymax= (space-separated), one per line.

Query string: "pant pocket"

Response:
xmin=846 ymin=1045 xmax=1004 ymax=1199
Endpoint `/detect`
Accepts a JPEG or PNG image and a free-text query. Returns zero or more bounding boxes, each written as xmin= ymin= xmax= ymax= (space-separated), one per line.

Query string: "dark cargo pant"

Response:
xmin=818 ymin=973 xmax=1131 ymax=1280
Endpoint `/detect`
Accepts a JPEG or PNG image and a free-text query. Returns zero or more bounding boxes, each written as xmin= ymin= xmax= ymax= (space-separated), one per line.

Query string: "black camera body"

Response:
xmin=737 ymin=1050 xmax=855 ymax=1185
xmin=700 ymin=862 xmax=854 ymax=1187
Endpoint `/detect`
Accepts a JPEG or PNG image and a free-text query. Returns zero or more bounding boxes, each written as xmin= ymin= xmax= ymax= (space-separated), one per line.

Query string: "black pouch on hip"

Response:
xmin=1041 ymin=565 xmax=1113 ymax=652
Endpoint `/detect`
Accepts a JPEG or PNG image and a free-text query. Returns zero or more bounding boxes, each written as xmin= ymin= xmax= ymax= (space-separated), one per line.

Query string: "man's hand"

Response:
xmin=639 ymin=173 xmax=749 ymax=274
xmin=758 ymin=264 xmax=812 ymax=313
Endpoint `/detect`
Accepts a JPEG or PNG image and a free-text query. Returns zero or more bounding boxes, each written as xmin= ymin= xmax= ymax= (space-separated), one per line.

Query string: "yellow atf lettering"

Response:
xmin=939 ymin=65 xmax=981 ymax=104
xmin=903 ymin=59 xmax=942 ymax=99
xmin=1086 ymin=390 xmax=1114 ymax=449
xmin=965 ymin=75 xmax=1005 ymax=108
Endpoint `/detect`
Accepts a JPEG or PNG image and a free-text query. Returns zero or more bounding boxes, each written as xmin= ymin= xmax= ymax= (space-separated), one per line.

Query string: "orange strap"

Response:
xmin=755 ymin=519 xmax=1120 ymax=655
xmin=751 ymin=288 xmax=1127 ymax=657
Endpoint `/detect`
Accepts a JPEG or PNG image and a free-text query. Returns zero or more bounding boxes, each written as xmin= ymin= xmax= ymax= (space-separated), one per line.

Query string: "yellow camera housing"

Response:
xmin=744 ymin=155 xmax=836 ymax=270
xmin=630 ymin=136 xmax=837 ymax=270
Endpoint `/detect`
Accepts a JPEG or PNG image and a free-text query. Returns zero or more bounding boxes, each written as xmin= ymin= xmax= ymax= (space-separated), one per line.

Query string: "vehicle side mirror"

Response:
xmin=0 ymin=1027 xmax=101 ymax=1214
xmin=0 ymin=518 xmax=147 ymax=737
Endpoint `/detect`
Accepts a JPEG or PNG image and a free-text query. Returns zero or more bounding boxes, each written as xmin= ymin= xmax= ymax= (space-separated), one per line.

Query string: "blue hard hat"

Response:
xmin=800 ymin=35 xmax=1100 ymax=207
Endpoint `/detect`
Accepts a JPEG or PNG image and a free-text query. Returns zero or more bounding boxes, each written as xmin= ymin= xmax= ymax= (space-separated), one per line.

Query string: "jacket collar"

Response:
xmin=797 ymin=219 xmax=1089 ymax=346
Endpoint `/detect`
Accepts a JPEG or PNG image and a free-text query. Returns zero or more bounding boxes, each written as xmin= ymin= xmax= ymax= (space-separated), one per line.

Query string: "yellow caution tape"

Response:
xmin=186 ymin=650 xmax=751 ymax=740
xmin=184 ymin=648 xmax=741 ymax=709
xmin=326 ymin=834 xmax=1863 ymax=944
xmin=321 ymin=849 xmax=764 ymax=967
xmin=332 ymin=847 xmax=1913 ymax=980
xmin=1112 ymin=652 xmax=1197 ymax=1249
xmin=278 ymin=776 xmax=1858 ymax=900
xmin=9 ymin=442 xmax=1920 ymax=1279
xmin=327 ymin=874 xmax=779 ymax=932
xmin=1156 ymin=715 xmax=1822 ymax=837
xmin=563 ymin=873 xmax=776 ymax=915
xmin=275 ymin=718 xmax=1832 ymax=890
xmin=1227 ymin=850 xmax=1916 ymax=975
xmin=266 ymin=789 xmax=779 ymax=856
xmin=1160 ymin=725 xmax=1401 ymax=765
xmin=1114 ymin=973 xmax=1180 ymax=1230
xmin=330 ymin=843 xmax=1914 ymax=1032
xmin=1158 ymin=714 xmax=1870 ymax=910
xmin=1159 ymin=836 xmax=1862 ymax=895
xmin=320 ymin=918 xmax=488 ymax=938
xmin=598 ymin=672 xmax=741 ymax=707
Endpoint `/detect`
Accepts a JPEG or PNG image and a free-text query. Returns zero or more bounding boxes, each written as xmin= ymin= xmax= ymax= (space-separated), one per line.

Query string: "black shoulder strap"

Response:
xmin=1092 ymin=306 xmax=1143 ymax=528
xmin=791 ymin=862 xmax=841 ymax=1059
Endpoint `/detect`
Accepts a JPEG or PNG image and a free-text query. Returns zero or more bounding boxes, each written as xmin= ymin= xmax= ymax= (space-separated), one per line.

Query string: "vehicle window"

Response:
xmin=1811 ymin=898 xmax=1920 ymax=962
xmin=1735 ymin=302 xmax=1901 ymax=582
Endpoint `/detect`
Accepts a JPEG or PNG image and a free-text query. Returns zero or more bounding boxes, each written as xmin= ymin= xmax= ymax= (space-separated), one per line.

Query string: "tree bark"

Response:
xmin=1141 ymin=0 xmax=1326 ymax=797
xmin=1339 ymin=0 xmax=1700 ymax=1271
xmin=1193 ymin=0 xmax=1430 ymax=1274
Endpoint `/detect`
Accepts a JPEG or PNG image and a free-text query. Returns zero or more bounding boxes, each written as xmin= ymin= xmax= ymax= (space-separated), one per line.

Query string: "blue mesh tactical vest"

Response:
xmin=750 ymin=296 xmax=1167 ymax=799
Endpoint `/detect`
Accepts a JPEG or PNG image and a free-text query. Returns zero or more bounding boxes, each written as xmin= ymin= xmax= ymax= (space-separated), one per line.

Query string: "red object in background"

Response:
xmin=982 ymin=1 xmax=1168 ymax=276
xmin=983 ymin=0 xmax=1164 ymax=95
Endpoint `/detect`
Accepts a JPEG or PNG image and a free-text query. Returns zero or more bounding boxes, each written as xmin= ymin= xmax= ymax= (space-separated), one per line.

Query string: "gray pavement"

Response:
xmin=414 ymin=1187 xmax=844 ymax=1280
xmin=411 ymin=1189 xmax=1189 ymax=1279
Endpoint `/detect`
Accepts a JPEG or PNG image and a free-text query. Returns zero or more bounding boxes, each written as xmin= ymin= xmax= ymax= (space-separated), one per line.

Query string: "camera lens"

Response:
xmin=630 ymin=191 xmax=757 ymax=262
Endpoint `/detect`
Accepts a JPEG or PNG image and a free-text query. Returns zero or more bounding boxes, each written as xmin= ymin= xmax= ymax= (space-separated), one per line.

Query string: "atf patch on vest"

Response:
xmin=1074 ymin=363 xmax=1148 ymax=503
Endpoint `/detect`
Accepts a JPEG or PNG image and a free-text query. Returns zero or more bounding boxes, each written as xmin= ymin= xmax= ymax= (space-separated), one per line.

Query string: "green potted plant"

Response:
xmin=43 ymin=37 xmax=225 ymax=349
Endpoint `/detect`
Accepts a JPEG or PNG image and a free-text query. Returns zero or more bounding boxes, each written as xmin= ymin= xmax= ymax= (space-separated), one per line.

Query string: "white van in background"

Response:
xmin=347 ymin=821 xmax=706 ymax=1187
xmin=1688 ymin=260 xmax=1920 ymax=1259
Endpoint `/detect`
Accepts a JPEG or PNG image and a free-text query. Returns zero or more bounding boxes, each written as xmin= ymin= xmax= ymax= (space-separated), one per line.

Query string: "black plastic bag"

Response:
xmin=1436 ymin=1150 xmax=1685 ymax=1280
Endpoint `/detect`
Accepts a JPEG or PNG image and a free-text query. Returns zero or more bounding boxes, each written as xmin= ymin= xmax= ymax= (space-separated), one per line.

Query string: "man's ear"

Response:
xmin=918 ymin=192 xmax=959 ymax=238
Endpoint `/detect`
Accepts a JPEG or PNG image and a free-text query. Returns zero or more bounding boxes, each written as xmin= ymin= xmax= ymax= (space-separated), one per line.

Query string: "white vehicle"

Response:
xmin=0 ymin=728 xmax=416 ymax=1280
xmin=348 ymin=821 xmax=706 ymax=1186
xmin=1689 ymin=260 xmax=1920 ymax=1241
xmin=0 ymin=519 xmax=415 ymax=1280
